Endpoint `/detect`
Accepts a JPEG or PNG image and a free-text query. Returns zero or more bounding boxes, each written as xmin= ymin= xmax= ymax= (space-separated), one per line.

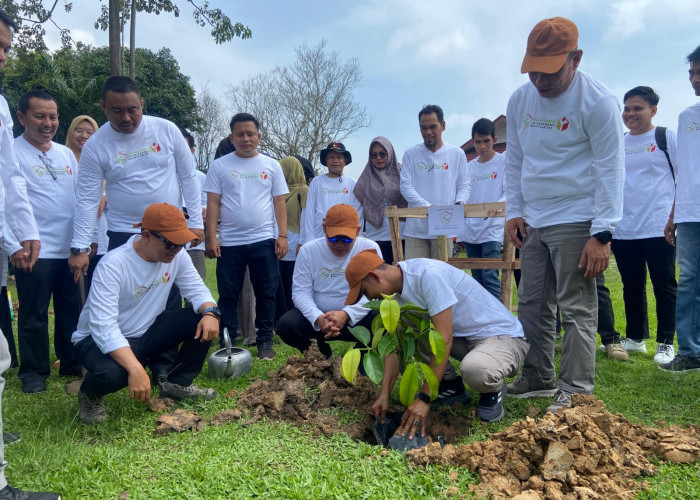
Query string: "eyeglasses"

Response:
xmin=327 ymin=235 xmax=354 ymax=244
xmin=39 ymin=153 xmax=57 ymax=181
xmin=370 ymin=152 xmax=387 ymax=160
xmin=150 ymin=231 xmax=184 ymax=250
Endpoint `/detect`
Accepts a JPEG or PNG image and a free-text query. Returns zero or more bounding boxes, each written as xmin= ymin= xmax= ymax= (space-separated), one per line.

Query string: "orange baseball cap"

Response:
xmin=324 ymin=204 xmax=360 ymax=238
xmin=521 ymin=17 xmax=579 ymax=74
xmin=133 ymin=203 xmax=198 ymax=245
xmin=344 ymin=249 xmax=385 ymax=305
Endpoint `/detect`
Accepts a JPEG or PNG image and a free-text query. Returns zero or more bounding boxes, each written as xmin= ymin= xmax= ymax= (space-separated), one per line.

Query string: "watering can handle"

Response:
xmin=222 ymin=327 xmax=233 ymax=354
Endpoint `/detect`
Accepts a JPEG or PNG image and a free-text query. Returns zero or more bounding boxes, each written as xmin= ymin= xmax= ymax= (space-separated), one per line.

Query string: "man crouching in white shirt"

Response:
xmin=345 ymin=250 xmax=529 ymax=434
xmin=71 ymin=203 xmax=220 ymax=425
xmin=277 ymin=204 xmax=381 ymax=358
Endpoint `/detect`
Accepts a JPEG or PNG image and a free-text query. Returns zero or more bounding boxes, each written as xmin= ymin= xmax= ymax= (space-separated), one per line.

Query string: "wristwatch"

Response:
xmin=414 ymin=391 xmax=431 ymax=404
xmin=70 ymin=247 xmax=91 ymax=255
xmin=592 ymin=231 xmax=612 ymax=244
xmin=201 ymin=306 xmax=221 ymax=320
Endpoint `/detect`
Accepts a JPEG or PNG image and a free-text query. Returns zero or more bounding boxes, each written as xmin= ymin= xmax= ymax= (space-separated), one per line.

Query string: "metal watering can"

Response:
xmin=207 ymin=328 xmax=253 ymax=379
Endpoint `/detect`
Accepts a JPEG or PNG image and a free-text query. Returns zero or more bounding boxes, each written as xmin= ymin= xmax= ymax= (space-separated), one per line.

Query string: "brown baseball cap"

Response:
xmin=133 ymin=203 xmax=198 ymax=245
xmin=344 ymin=249 xmax=384 ymax=305
xmin=521 ymin=17 xmax=578 ymax=74
xmin=324 ymin=204 xmax=360 ymax=238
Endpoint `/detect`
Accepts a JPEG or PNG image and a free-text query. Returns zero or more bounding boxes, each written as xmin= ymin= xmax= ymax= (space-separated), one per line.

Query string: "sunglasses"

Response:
xmin=370 ymin=152 xmax=387 ymax=160
xmin=151 ymin=231 xmax=184 ymax=250
xmin=327 ymin=235 xmax=354 ymax=244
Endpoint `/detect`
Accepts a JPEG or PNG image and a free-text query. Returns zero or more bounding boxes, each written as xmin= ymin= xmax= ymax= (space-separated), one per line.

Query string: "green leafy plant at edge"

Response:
xmin=340 ymin=294 xmax=446 ymax=407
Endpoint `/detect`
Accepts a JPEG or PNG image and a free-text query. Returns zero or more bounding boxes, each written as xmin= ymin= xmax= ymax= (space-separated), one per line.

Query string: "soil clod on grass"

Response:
xmin=154 ymin=409 xmax=205 ymax=434
xmin=407 ymin=394 xmax=699 ymax=500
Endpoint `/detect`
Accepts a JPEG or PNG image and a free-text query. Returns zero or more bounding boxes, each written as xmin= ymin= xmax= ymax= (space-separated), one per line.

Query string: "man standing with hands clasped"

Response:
xmin=504 ymin=17 xmax=624 ymax=412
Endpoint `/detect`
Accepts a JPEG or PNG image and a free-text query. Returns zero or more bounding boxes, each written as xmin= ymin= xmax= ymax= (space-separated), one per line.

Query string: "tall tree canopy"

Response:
xmin=0 ymin=44 xmax=200 ymax=140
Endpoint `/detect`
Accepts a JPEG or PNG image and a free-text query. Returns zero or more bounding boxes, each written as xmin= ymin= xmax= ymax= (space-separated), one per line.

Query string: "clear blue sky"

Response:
xmin=46 ymin=0 xmax=699 ymax=178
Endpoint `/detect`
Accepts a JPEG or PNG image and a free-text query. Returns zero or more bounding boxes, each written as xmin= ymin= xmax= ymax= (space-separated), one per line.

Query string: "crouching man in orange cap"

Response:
xmin=71 ymin=203 xmax=220 ymax=424
xmin=344 ymin=250 xmax=529 ymax=436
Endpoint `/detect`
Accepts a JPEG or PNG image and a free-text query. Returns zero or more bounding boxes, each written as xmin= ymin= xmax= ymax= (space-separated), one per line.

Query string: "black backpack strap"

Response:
xmin=655 ymin=126 xmax=675 ymax=182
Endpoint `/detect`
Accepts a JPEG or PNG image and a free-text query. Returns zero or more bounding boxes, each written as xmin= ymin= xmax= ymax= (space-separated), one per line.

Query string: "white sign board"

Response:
xmin=428 ymin=205 xmax=464 ymax=236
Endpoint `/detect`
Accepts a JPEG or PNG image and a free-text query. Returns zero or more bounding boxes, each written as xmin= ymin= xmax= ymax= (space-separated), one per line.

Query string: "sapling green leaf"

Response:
xmin=363 ymin=351 xmax=384 ymax=384
xmin=380 ymin=297 xmax=400 ymax=334
xmin=399 ymin=363 xmax=421 ymax=407
xmin=402 ymin=334 xmax=416 ymax=360
xmin=341 ymin=348 xmax=361 ymax=383
xmin=399 ymin=302 xmax=425 ymax=312
xmin=377 ymin=334 xmax=399 ymax=360
xmin=429 ymin=327 xmax=446 ymax=364
xmin=419 ymin=363 xmax=439 ymax=400
xmin=349 ymin=325 xmax=370 ymax=347
xmin=371 ymin=314 xmax=385 ymax=349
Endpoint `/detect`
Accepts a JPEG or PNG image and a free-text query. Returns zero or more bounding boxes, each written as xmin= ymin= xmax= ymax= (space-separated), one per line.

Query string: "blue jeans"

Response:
xmin=675 ymin=222 xmax=700 ymax=357
xmin=464 ymin=241 xmax=502 ymax=299
xmin=216 ymin=239 xmax=279 ymax=345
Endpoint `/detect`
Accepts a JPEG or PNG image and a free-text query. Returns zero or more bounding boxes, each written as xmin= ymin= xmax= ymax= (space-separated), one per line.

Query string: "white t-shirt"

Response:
xmin=0 ymin=95 xmax=39 ymax=244
xmin=400 ymin=142 xmax=470 ymax=239
xmin=71 ymin=115 xmax=203 ymax=247
xmin=71 ymin=235 xmax=215 ymax=354
xmin=204 ymin=153 xmax=287 ymax=246
xmin=675 ymin=102 xmax=700 ymax=223
xmin=281 ymin=229 xmax=301 ymax=262
xmin=293 ymin=237 xmax=381 ymax=330
xmin=505 ymin=71 xmax=625 ymax=235
xmin=299 ymin=174 xmax=363 ymax=245
xmin=397 ymin=259 xmax=524 ymax=340
xmin=363 ymin=199 xmax=405 ymax=242
xmin=615 ymin=128 xmax=676 ymax=239
xmin=4 ymin=137 xmax=78 ymax=258
xmin=185 ymin=169 xmax=207 ymax=251
xmin=461 ymin=152 xmax=506 ymax=244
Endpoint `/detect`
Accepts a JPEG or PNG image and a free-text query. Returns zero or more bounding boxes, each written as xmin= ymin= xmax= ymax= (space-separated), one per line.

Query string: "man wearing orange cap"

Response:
xmin=277 ymin=204 xmax=380 ymax=358
xmin=344 ymin=250 xmax=528 ymax=433
xmin=71 ymin=203 xmax=220 ymax=424
xmin=504 ymin=17 xmax=624 ymax=412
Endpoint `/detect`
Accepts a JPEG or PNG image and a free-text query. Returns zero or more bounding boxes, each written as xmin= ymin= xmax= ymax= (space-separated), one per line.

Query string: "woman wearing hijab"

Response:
xmin=278 ymin=156 xmax=309 ymax=311
xmin=354 ymin=137 xmax=407 ymax=264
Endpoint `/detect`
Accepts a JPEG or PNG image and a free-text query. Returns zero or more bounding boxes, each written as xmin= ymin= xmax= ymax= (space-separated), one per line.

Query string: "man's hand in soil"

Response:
xmin=400 ymin=398 xmax=430 ymax=439
xmin=371 ymin=393 xmax=390 ymax=423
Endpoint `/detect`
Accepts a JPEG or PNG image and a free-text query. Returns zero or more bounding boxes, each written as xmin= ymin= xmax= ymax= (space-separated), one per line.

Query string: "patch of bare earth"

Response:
xmin=407 ymin=394 xmax=699 ymax=500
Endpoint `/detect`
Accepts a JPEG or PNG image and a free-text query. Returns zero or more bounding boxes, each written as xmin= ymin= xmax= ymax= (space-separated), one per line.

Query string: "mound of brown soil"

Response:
xmin=407 ymin=394 xmax=699 ymax=500
xmin=236 ymin=342 xmax=474 ymax=443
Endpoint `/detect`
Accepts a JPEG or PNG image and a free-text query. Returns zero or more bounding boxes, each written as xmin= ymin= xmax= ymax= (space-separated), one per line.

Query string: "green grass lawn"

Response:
xmin=3 ymin=258 xmax=699 ymax=499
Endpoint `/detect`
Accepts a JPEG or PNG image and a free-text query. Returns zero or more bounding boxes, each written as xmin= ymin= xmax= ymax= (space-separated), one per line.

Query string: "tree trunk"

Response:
xmin=108 ymin=0 xmax=121 ymax=76
xmin=129 ymin=0 xmax=136 ymax=79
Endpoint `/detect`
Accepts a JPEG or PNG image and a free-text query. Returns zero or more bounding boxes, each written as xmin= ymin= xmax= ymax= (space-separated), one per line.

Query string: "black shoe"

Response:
xmin=257 ymin=341 xmax=276 ymax=360
xmin=434 ymin=377 xmax=470 ymax=406
xmin=0 ymin=484 xmax=60 ymax=499
xmin=477 ymin=387 xmax=506 ymax=422
xmin=21 ymin=379 xmax=46 ymax=394
xmin=316 ymin=341 xmax=333 ymax=359
xmin=658 ymin=354 xmax=700 ymax=373
xmin=2 ymin=432 xmax=20 ymax=445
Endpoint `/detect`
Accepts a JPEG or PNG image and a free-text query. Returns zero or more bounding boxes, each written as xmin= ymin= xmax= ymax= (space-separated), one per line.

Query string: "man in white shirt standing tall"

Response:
xmin=0 ymin=8 xmax=61 ymax=499
xmin=504 ymin=17 xmax=624 ymax=412
xmin=400 ymin=104 xmax=470 ymax=259
xmin=204 ymin=113 xmax=288 ymax=360
xmin=662 ymin=45 xmax=700 ymax=373
xmin=6 ymin=90 xmax=81 ymax=394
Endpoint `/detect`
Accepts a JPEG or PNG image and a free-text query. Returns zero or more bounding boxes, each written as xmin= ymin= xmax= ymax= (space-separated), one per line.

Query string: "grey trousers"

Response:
xmin=0 ymin=332 xmax=10 ymax=489
xmin=517 ymin=222 xmax=597 ymax=394
xmin=405 ymin=236 xmax=454 ymax=260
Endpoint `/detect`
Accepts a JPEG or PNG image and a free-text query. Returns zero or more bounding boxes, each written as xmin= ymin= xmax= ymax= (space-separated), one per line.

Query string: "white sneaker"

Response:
xmin=620 ymin=337 xmax=647 ymax=353
xmin=653 ymin=343 xmax=675 ymax=364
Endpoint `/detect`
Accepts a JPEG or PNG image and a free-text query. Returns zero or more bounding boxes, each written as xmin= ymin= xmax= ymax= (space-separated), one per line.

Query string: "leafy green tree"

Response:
xmin=0 ymin=44 xmax=199 ymax=141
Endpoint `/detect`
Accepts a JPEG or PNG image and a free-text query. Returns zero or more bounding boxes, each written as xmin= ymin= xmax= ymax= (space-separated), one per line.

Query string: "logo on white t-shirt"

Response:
xmin=416 ymin=162 xmax=448 ymax=172
xmin=319 ymin=267 xmax=345 ymax=279
xmin=320 ymin=187 xmax=349 ymax=195
xmin=625 ymin=143 xmax=657 ymax=156
xmin=687 ymin=121 xmax=700 ymax=133
xmin=113 ymin=144 xmax=159 ymax=166
xmin=133 ymin=272 xmax=171 ymax=299
xmin=150 ymin=142 xmax=161 ymax=153
xmin=522 ymin=114 xmax=569 ymax=131
xmin=471 ymin=171 xmax=498 ymax=183
xmin=229 ymin=169 xmax=262 ymax=180
xmin=31 ymin=165 xmax=44 ymax=177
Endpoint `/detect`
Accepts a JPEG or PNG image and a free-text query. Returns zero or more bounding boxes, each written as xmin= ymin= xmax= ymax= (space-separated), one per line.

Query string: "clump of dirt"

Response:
xmin=154 ymin=409 xmax=205 ymax=434
xmin=235 ymin=341 xmax=474 ymax=444
xmin=407 ymin=394 xmax=699 ymax=500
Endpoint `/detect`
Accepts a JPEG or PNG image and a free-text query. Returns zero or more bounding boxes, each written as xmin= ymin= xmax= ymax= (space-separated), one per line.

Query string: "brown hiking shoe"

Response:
xmin=605 ymin=343 xmax=629 ymax=361
xmin=78 ymin=391 xmax=107 ymax=425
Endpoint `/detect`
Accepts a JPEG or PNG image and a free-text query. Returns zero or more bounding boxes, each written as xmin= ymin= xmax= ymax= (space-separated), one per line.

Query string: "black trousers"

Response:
xmin=611 ymin=237 xmax=677 ymax=344
xmin=75 ymin=308 xmax=211 ymax=398
xmin=277 ymin=307 xmax=377 ymax=356
xmin=376 ymin=240 xmax=405 ymax=265
xmin=216 ymin=240 xmax=279 ymax=345
xmin=15 ymin=258 xmax=82 ymax=383
xmin=278 ymin=260 xmax=295 ymax=319
xmin=0 ymin=286 xmax=17 ymax=367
